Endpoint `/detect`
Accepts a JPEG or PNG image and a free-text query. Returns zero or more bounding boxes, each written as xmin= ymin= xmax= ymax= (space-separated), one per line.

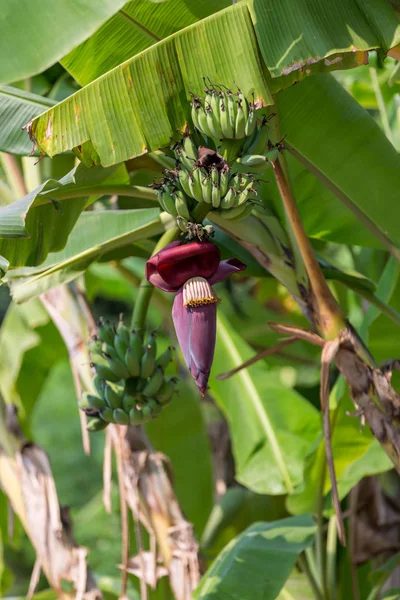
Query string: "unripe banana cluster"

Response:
xmin=191 ymin=84 xmax=256 ymax=140
xmin=80 ymin=318 xmax=177 ymax=431
xmin=155 ymin=137 xmax=265 ymax=226
xmin=152 ymin=84 xmax=282 ymax=230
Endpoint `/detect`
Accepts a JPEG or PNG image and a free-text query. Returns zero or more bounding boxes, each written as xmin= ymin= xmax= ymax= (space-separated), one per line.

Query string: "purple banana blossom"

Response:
xmin=146 ymin=241 xmax=246 ymax=394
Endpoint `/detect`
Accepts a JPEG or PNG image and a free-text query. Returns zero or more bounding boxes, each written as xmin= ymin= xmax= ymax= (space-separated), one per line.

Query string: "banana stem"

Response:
xmin=131 ymin=226 xmax=180 ymax=333
xmin=273 ymin=159 xmax=346 ymax=339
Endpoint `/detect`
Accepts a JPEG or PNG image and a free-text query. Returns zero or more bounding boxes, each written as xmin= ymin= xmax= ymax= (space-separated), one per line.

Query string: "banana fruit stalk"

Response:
xmin=81 ymin=316 xmax=177 ymax=431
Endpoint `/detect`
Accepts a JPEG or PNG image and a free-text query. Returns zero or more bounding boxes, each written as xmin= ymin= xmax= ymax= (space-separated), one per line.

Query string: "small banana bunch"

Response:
xmin=80 ymin=317 xmax=177 ymax=431
xmin=154 ymin=137 xmax=263 ymax=225
xmin=191 ymin=84 xmax=256 ymax=140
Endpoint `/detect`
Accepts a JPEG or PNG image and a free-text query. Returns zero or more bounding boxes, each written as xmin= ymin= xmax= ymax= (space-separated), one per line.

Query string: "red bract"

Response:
xmin=146 ymin=241 xmax=246 ymax=394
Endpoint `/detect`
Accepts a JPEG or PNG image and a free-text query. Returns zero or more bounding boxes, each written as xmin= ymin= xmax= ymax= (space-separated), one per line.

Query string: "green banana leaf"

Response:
xmin=0 ymin=300 xmax=66 ymax=433
xmin=210 ymin=312 xmax=320 ymax=495
xmin=0 ymin=0 xmax=127 ymax=85
xmin=0 ymin=86 xmax=55 ymax=155
xmin=61 ymin=0 xmax=230 ymax=85
xmin=193 ymin=514 xmax=316 ymax=600
xmin=0 ymin=162 xmax=129 ymax=269
xmin=31 ymin=2 xmax=272 ymax=167
xmin=278 ymin=74 xmax=400 ymax=252
xmin=30 ymin=0 xmax=400 ymax=166
xmin=61 ymin=0 xmax=400 ymax=90
xmin=6 ymin=208 xmax=167 ymax=302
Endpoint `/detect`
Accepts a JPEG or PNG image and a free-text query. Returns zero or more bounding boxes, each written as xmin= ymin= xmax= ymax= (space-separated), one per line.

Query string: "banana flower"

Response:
xmin=146 ymin=241 xmax=246 ymax=394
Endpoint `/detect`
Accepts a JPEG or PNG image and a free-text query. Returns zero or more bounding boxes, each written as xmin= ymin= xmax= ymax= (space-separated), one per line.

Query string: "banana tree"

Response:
xmin=1 ymin=1 xmax=400 ymax=599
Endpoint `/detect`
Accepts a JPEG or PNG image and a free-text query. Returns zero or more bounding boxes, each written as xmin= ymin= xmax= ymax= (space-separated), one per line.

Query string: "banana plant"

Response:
xmin=1 ymin=2 xmax=400 ymax=600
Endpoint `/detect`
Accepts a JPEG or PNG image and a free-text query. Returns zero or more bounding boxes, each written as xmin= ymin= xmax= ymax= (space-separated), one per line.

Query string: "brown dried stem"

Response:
xmin=0 ymin=401 xmax=102 ymax=600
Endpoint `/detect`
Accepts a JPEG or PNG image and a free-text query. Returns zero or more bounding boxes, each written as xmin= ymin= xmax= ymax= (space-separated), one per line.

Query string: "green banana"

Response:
xmin=206 ymin=105 xmax=224 ymax=140
xmin=197 ymin=108 xmax=214 ymax=138
xmin=87 ymin=417 xmax=108 ymax=432
xmin=219 ymin=168 xmax=230 ymax=198
xmin=93 ymin=375 xmax=105 ymax=398
xmin=129 ymin=407 xmax=144 ymax=425
xmin=122 ymin=393 xmax=136 ymax=413
xmin=237 ymin=154 xmax=267 ymax=166
xmin=201 ymin=175 xmax=212 ymax=204
xmin=177 ymin=216 xmax=188 ymax=232
xmin=244 ymin=106 xmax=257 ymax=137
xmin=100 ymin=408 xmax=114 ymax=423
xmin=146 ymin=333 xmax=157 ymax=358
xmin=178 ymin=169 xmax=193 ymax=198
xmin=191 ymin=97 xmax=201 ymax=131
xmin=87 ymin=336 xmax=102 ymax=354
xmin=143 ymin=367 xmax=164 ymax=397
xmin=219 ymin=93 xmax=235 ymax=138
xmin=104 ymin=383 xmax=124 ymax=409
xmin=105 ymin=356 xmax=131 ymax=380
xmin=114 ymin=334 xmax=128 ymax=363
xmin=98 ymin=318 xmax=115 ymax=345
xmin=91 ymin=355 xmax=121 ymax=382
xmin=245 ymin=123 xmax=269 ymax=155
xmin=141 ymin=405 xmax=153 ymax=423
xmin=116 ymin=318 xmax=130 ymax=345
xmin=129 ymin=331 xmax=143 ymax=360
xmin=140 ymin=347 xmax=156 ymax=379
xmin=183 ymin=135 xmax=198 ymax=163
xmin=174 ymin=190 xmax=191 ymax=219
xmin=148 ymin=399 xmax=162 ymax=418
xmin=220 ymin=186 xmax=237 ymax=209
xmin=113 ymin=409 xmax=130 ymax=425
xmin=211 ymin=167 xmax=221 ymax=208
xmin=156 ymin=379 xmax=177 ymax=405
xmin=235 ymin=94 xmax=247 ymax=139
xmin=156 ymin=347 xmax=174 ymax=369
xmin=220 ymin=203 xmax=253 ymax=220
xmin=226 ymin=92 xmax=238 ymax=135
xmin=125 ymin=347 xmax=140 ymax=377
xmin=242 ymin=126 xmax=259 ymax=154
xmin=160 ymin=188 xmax=178 ymax=217
xmin=188 ymin=169 xmax=204 ymax=203
xmin=101 ymin=343 xmax=120 ymax=361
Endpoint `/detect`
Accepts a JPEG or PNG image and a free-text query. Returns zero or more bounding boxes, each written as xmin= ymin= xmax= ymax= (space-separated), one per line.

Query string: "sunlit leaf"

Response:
xmin=210 ymin=312 xmax=320 ymax=495
xmin=0 ymin=86 xmax=55 ymax=155
xmin=6 ymin=208 xmax=167 ymax=302
xmin=194 ymin=514 xmax=316 ymax=600
xmin=0 ymin=0 xmax=127 ymax=85
xmin=0 ymin=162 xmax=129 ymax=268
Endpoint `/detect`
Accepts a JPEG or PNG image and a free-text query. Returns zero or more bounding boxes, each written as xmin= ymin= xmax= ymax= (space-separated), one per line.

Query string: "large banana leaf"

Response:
xmin=194 ymin=515 xmax=316 ymax=600
xmin=31 ymin=2 xmax=271 ymax=167
xmin=0 ymin=162 xmax=129 ymax=269
xmin=210 ymin=313 xmax=320 ymax=495
xmin=61 ymin=0 xmax=230 ymax=86
xmin=30 ymin=0 xmax=400 ymax=166
xmin=61 ymin=0 xmax=400 ymax=90
xmin=0 ymin=0 xmax=127 ymax=85
xmin=277 ymin=74 xmax=400 ymax=251
xmin=0 ymin=87 xmax=55 ymax=155
xmin=6 ymin=208 xmax=167 ymax=302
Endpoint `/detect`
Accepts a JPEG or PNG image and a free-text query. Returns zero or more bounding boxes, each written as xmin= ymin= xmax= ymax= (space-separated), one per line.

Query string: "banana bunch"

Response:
xmin=80 ymin=317 xmax=177 ymax=431
xmin=191 ymin=84 xmax=256 ymax=141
